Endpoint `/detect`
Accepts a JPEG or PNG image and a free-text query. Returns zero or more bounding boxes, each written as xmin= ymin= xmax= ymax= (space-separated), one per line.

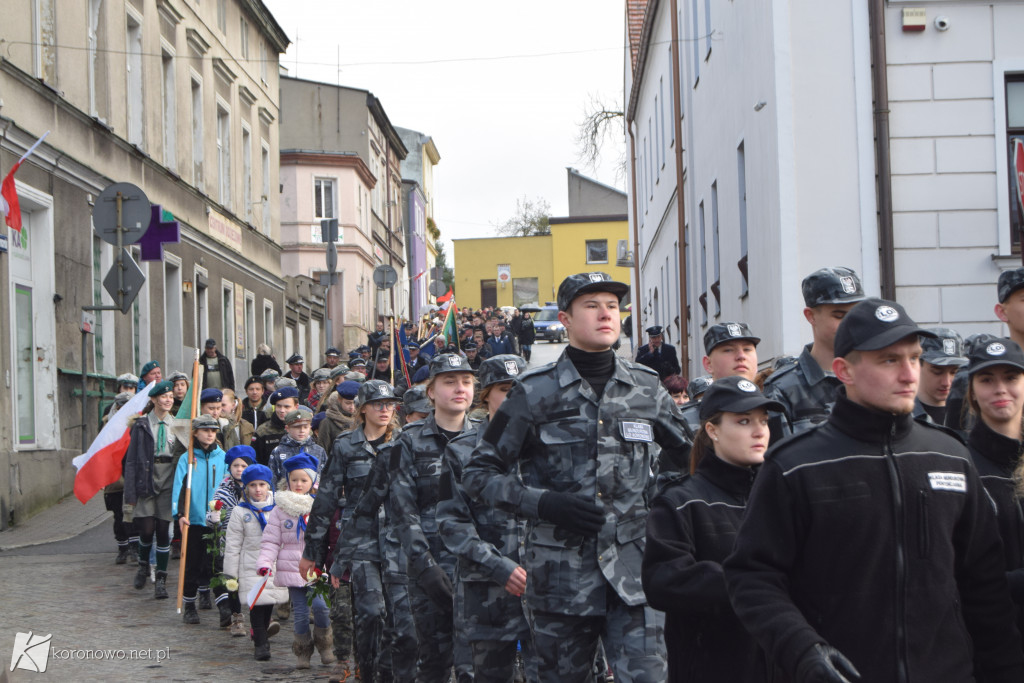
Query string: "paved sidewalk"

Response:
xmin=0 ymin=495 xmax=111 ymax=551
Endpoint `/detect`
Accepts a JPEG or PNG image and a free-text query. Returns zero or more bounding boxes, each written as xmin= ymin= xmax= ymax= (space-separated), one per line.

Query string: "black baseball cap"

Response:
xmin=920 ymin=327 xmax=968 ymax=367
xmin=205 ymin=338 xmax=217 ymax=348
xmin=833 ymin=298 xmax=936 ymax=358
xmin=478 ymin=354 xmax=526 ymax=389
xmin=966 ymin=337 xmax=1024 ymax=376
xmin=704 ymin=322 xmax=760 ymax=355
xmin=699 ymin=376 xmax=784 ymax=421
xmin=998 ymin=268 xmax=1024 ymax=303
xmin=556 ymin=272 xmax=629 ymax=312
xmin=801 ymin=267 xmax=866 ymax=308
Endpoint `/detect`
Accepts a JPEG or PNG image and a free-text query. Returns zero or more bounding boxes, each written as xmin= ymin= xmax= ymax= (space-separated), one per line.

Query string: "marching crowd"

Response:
xmin=95 ymin=265 xmax=1024 ymax=683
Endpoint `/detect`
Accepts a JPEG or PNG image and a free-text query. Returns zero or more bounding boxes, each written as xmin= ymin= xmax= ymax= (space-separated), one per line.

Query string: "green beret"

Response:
xmin=148 ymin=380 xmax=174 ymax=397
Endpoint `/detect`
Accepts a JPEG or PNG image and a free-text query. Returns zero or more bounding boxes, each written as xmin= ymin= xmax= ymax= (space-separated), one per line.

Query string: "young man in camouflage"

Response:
xmin=463 ymin=272 xmax=690 ymax=683
xmin=763 ymin=266 xmax=866 ymax=434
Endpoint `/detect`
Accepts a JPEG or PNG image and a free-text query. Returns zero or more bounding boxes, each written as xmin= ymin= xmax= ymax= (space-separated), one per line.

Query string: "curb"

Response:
xmin=0 ymin=509 xmax=112 ymax=552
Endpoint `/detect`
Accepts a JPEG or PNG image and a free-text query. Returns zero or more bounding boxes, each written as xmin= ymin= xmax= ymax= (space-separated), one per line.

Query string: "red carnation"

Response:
xmin=214 ymin=500 xmax=223 ymax=511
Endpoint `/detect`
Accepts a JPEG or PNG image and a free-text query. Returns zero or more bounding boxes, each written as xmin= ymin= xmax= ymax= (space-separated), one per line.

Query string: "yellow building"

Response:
xmin=453 ymin=216 xmax=630 ymax=310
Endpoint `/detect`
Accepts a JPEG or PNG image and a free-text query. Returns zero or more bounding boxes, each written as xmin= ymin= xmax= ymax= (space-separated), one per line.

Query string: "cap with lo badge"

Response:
xmin=966 ymin=337 xmax=1024 ymax=376
xmin=833 ymin=298 xmax=936 ymax=359
xmin=698 ymin=376 xmax=784 ymax=421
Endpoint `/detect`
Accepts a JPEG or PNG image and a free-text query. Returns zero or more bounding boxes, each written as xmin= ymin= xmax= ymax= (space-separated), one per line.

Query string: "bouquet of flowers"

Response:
xmin=305 ymin=566 xmax=332 ymax=607
xmin=204 ymin=500 xmax=230 ymax=590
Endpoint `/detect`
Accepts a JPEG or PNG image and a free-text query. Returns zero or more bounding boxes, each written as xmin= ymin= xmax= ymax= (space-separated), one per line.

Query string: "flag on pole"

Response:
xmin=396 ymin=320 xmax=412 ymax=386
xmin=441 ymin=298 xmax=459 ymax=351
xmin=436 ymin=286 xmax=454 ymax=304
xmin=1 ymin=131 xmax=50 ymax=232
xmin=72 ymin=381 xmax=156 ymax=503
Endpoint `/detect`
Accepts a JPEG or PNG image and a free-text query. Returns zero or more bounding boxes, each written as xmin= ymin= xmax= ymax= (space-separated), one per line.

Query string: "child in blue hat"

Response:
xmin=211 ymin=445 xmax=256 ymax=635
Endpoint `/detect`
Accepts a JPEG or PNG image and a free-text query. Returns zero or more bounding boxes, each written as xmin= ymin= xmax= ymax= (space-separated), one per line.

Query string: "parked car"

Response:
xmin=531 ymin=304 xmax=565 ymax=343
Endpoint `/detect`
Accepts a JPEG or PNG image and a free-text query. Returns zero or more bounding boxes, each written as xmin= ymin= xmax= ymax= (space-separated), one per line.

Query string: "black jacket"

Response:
xmin=725 ymin=391 xmax=1024 ymax=683
xmin=252 ymin=414 xmax=286 ymax=467
xmin=250 ymin=354 xmax=281 ymax=378
xmin=635 ymin=343 xmax=681 ymax=379
xmin=240 ymin=396 xmax=268 ymax=430
xmin=285 ymin=371 xmax=312 ymax=403
xmin=202 ymin=350 xmax=236 ymax=391
xmin=644 ymin=452 xmax=768 ymax=683
xmin=968 ymin=420 xmax=1024 ymax=651
xmin=518 ymin=319 xmax=536 ymax=346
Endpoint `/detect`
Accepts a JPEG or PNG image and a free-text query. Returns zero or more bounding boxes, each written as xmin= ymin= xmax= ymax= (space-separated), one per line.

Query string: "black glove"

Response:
xmin=418 ymin=564 xmax=453 ymax=612
xmin=537 ymin=491 xmax=605 ymax=536
xmin=795 ymin=643 xmax=861 ymax=683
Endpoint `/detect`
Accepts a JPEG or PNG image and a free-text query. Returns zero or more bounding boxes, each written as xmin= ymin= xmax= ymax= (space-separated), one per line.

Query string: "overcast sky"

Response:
xmin=261 ymin=0 xmax=627 ymax=259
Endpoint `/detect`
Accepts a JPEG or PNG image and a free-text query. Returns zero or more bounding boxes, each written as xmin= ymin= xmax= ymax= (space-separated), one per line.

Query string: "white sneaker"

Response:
xmin=150 ymin=566 xmax=156 ymax=583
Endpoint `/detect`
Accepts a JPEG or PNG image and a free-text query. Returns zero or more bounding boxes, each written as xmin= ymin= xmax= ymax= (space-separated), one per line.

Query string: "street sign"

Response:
xmin=81 ymin=311 xmax=96 ymax=334
xmin=320 ymin=218 xmax=338 ymax=243
xmin=1014 ymin=139 xmax=1024 ymax=215
xmin=326 ymin=242 xmax=338 ymax=272
xmin=429 ymin=279 xmax=446 ymax=297
xmin=373 ymin=264 xmax=398 ymax=289
xmin=103 ymin=248 xmax=146 ymax=314
xmin=93 ymin=182 xmax=151 ymax=245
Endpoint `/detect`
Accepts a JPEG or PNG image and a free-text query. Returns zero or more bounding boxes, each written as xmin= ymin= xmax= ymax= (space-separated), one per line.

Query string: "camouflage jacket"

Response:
xmin=268 ymin=435 xmax=327 ymax=490
xmin=462 ymin=349 xmax=689 ymax=615
xmin=390 ymin=412 xmax=477 ymax=579
xmin=438 ymin=419 xmax=529 ymax=640
xmin=304 ymin=426 xmax=378 ymax=566
xmin=333 ymin=433 xmax=409 ymax=583
xmin=763 ymin=344 xmax=841 ymax=434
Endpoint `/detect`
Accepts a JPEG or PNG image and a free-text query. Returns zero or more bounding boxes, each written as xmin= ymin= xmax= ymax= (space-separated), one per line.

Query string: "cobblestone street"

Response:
xmin=1 ymin=521 xmax=334 ymax=682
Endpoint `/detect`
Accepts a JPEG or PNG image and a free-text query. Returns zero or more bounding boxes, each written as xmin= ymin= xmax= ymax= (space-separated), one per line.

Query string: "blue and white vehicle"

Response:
xmin=531 ymin=304 xmax=565 ymax=343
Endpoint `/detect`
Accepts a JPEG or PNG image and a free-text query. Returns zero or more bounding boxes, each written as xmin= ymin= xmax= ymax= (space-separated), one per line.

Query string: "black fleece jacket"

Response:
xmin=724 ymin=391 xmax=1024 ymax=683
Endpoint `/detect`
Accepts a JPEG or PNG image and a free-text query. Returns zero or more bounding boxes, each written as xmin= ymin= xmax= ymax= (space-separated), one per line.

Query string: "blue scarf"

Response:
xmin=236 ymin=499 xmax=274 ymax=531
xmin=295 ymin=493 xmax=315 ymax=540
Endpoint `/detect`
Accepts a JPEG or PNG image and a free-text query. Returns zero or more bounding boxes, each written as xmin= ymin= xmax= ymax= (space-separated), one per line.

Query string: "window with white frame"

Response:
xmin=242 ymin=125 xmax=252 ymax=222
xmin=217 ymin=103 xmax=231 ymax=208
xmin=245 ymin=292 xmax=256 ymax=361
xmin=162 ymin=47 xmax=176 ymax=171
xmin=263 ymin=300 xmax=274 ymax=346
xmin=88 ymin=0 xmax=107 ymax=120
xmin=261 ymin=142 xmax=271 ymax=235
xmin=586 ymin=239 xmax=608 ymax=264
xmin=239 ymin=16 xmax=249 ymax=59
xmin=195 ymin=267 xmax=209 ymax=348
xmin=126 ymin=11 xmax=143 ymax=147
xmin=315 ymin=178 xmax=336 ymax=220
xmin=737 ymin=141 xmax=749 ymax=296
xmin=222 ymin=282 xmax=235 ymax=355
xmin=216 ymin=0 xmax=227 ymax=33
xmin=711 ymin=181 xmax=721 ymax=316
xmin=192 ymin=75 xmax=204 ymax=186
xmin=259 ymin=41 xmax=268 ymax=83
xmin=1006 ymin=76 xmax=1024 ymax=253
xmin=33 ymin=0 xmax=57 ymax=82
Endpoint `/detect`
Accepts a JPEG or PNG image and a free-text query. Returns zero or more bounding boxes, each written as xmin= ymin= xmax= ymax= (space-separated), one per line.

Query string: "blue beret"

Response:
xmin=224 ymin=445 xmax=257 ymax=466
xmin=241 ymin=463 xmax=273 ymax=487
xmin=311 ymin=412 xmax=327 ymax=430
xmin=283 ymin=452 xmax=319 ymax=474
xmin=140 ymin=360 xmax=160 ymax=376
xmin=336 ymin=380 xmax=361 ymax=400
xmin=412 ymin=365 xmax=431 ymax=384
xmin=269 ymin=386 xmax=300 ymax=404
xmin=200 ymin=388 xmax=223 ymax=403
xmin=148 ymin=380 xmax=174 ymax=397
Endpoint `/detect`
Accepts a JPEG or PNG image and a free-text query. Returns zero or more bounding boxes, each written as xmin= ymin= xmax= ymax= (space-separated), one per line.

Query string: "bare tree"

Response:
xmin=494 ymin=196 xmax=551 ymax=237
xmin=576 ymin=94 xmax=626 ymax=180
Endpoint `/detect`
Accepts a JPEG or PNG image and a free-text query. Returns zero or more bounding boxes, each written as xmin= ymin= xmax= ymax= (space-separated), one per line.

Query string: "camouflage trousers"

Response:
xmin=530 ymin=586 xmax=665 ymax=683
xmin=351 ymin=561 xmax=386 ymax=680
xmin=409 ymin=564 xmax=474 ymax=683
xmin=329 ymin=581 xmax=354 ymax=661
xmin=470 ymin=638 xmax=538 ymax=683
xmin=381 ymin=577 xmax=417 ymax=683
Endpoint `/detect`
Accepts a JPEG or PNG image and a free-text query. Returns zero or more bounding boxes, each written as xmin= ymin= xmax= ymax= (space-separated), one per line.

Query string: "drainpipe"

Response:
xmin=628 ymin=124 xmax=642 ymax=344
xmin=669 ymin=0 xmax=690 ymax=369
xmin=869 ymin=0 xmax=896 ymax=299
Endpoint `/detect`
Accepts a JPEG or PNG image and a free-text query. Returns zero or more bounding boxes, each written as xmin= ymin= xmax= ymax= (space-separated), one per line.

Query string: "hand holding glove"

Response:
xmin=537 ymin=491 xmax=605 ymax=536
xmin=795 ymin=643 xmax=860 ymax=683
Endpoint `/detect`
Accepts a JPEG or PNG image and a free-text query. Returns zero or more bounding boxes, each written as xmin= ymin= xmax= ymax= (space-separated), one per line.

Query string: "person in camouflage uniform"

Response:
xmin=438 ymin=354 xmax=537 ymax=683
xmin=302 ymin=379 xmax=400 ymax=682
xmin=463 ymin=272 xmax=690 ymax=683
xmin=762 ymin=266 xmax=866 ymax=434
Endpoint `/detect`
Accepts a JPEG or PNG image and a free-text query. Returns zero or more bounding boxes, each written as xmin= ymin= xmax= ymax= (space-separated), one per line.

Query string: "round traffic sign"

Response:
xmin=93 ymin=182 xmax=151 ymax=246
xmin=373 ymin=264 xmax=398 ymax=289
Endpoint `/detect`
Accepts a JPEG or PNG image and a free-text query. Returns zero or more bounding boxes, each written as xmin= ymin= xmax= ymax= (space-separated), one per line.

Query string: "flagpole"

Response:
xmin=176 ymin=348 xmax=201 ymax=613
xmin=389 ymin=316 xmax=395 ymax=385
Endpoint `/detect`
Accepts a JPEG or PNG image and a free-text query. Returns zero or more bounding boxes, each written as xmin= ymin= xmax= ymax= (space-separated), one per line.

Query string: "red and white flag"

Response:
xmin=1 ymin=130 xmax=50 ymax=232
xmin=72 ymin=381 xmax=155 ymax=503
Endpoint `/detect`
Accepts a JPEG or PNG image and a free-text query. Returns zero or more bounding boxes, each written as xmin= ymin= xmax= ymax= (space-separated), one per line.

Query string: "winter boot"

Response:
xmin=230 ymin=613 xmax=246 ymax=637
xmin=328 ymin=659 xmax=354 ymax=683
xmin=218 ymin=600 xmax=233 ymax=627
xmin=171 ymin=539 xmax=180 ymax=560
xmin=198 ymin=589 xmax=213 ymax=610
xmin=127 ymin=542 xmax=139 ymax=565
xmin=153 ymin=571 xmax=169 ymax=600
xmin=182 ymin=600 xmax=200 ymax=624
xmin=313 ymin=625 xmax=337 ymax=666
xmin=267 ymin=620 xmax=281 ymax=638
xmin=275 ymin=599 xmax=290 ymax=621
xmin=115 ymin=546 xmax=129 ymax=564
xmin=292 ymin=632 xmax=314 ymax=669
xmin=133 ymin=563 xmax=149 ymax=590
xmin=254 ymin=640 xmax=271 ymax=661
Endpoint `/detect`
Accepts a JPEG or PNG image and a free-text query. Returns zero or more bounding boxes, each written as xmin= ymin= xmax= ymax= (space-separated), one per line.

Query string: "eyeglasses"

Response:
xmin=368 ymin=402 xmax=398 ymax=411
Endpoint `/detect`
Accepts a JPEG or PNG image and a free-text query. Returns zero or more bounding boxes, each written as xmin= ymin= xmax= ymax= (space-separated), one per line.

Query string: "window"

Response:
xmin=649 ymin=118 xmax=655 ymax=192
xmin=315 ymin=178 xmax=336 ymax=220
xmin=737 ymin=141 xmax=749 ymax=296
xmin=162 ymin=48 xmax=176 ymax=170
xmin=242 ymin=125 xmax=252 ymax=222
xmin=14 ymin=284 xmax=36 ymax=444
xmin=164 ymin=256 xmax=183 ymax=373
xmin=1007 ymin=77 xmax=1024 ymax=252
xmin=88 ymin=0 xmax=108 ymax=121
xmin=239 ymin=16 xmax=249 ymax=59
xmin=192 ymin=76 xmax=204 ymax=186
xmin=217 ymin=103 xmax=231 ymax=207
xmin=698 ymin=200 xmax=708 ymax=325
xmin=263 ymin=299 xmax=274 ymax=345
xmin=259 ymin=41 xmax=268 ymax=83
xmin=126 ymin=11 xmax=143 ymax=147
xmin=261 ymin=142 xmax=271 ymax=235
xmin=654 ymin=95 xmax=660 ymax=182
xmin=512 ymin=278 xmax=539 ymax=308
xmin=245 ymin=292 xmax=256 ymax=362
xmin=668 ymin=45 xmax=676 ymax=143
xmin=216 ymin=0 xmax=227 ymax=33
xmin=33 ymin=0 xmax=57 ymax=82
xmin=586 ymin=239 xmax=608 ymax=264
xmin=711 ymin=181 xmax=721 ymax=316
xmin=222 ymin=282 xmax=235 ymax=355
xmin=195 ymin=268 xmax=209 ymax=348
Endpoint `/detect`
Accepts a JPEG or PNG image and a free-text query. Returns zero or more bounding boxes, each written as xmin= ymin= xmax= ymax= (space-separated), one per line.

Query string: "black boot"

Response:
xmin=253 ymin=627 xmax=271 ymax=661
xmin=133 ymin=563 xmax=149 ymax=590
xmin=115 ymin=546 xmax=129 ymax=565
xmin=127 ymin=542 xmax=139 ymax=565
xmin=154 ymin=571 xmax=168 ymax=600
xmin=182 ymin=600 xmax=200 ymax=624
xmin=218 ymin=600 xmax=232 ymax=627
xmin=198 ymin=590 xmax=213 ymax=610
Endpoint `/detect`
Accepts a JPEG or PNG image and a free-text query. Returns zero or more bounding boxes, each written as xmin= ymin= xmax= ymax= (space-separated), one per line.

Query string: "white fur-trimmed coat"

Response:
xmin=223 ymin=494 xmax=289 ymax=606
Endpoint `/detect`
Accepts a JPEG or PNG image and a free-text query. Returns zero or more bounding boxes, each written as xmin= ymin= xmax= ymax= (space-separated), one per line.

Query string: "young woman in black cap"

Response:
xmin=965 ymin=337 xmax=1024 ymax=648
xmin=642 ymin=376 xmax=780 ymax=683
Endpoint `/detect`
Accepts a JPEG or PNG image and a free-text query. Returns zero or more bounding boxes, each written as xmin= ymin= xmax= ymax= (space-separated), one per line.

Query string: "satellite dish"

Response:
xmin=373 ymin=264 xmax=398 ymax=289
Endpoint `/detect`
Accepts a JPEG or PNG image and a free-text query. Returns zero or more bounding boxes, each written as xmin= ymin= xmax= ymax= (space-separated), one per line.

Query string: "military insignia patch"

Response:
xmin=448 ymin=355 xmax=462 ymax=367
xmin=504 ymin=360 xmax=520 ymax=376
xmin=875 ymin=306 xmax=899 ymax=323
xmin=942 ymin=338 xmax=956 ymax=356
xmin=727 ymin=323 xmax=742 ymax=337
xmin=987 ymin=342 xmax=1006 ymax=356
xmin=378 ymin=384 xmax=393 ymax=396
xmin=840 ymin=276 xmax=856 ymax=294
xmin=589 ymin=273 xmax=605 ymax=282
xmin=737 ymin=379 xmax=757 ymax=392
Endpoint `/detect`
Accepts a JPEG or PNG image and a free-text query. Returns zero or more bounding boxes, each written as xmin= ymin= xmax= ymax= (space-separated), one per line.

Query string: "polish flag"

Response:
xmin=72 ymin=382 xmax=155 ymax=503
xmin=0 ymin=131 xmax=50 ymax=232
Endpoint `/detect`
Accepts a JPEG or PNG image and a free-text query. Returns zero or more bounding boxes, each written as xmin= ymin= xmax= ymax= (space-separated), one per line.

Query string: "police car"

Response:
xmin=531 ymin=304 xmax=566 ymax=343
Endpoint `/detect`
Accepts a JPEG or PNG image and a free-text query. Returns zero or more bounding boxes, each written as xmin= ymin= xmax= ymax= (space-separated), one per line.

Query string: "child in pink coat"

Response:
xmin=257 ymin=452 xmax=334 ymax=669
